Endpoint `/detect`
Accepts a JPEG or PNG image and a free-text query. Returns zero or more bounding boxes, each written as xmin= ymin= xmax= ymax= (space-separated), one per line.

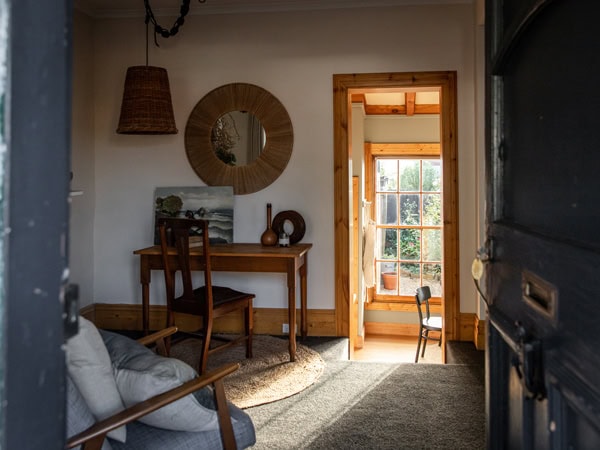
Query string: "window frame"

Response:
xmin=364 ymin=142 xmax=443 ymax=307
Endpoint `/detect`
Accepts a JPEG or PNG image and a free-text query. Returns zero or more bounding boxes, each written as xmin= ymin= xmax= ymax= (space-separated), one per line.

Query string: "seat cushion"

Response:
xmin=108 ymin=402 xmax=256 ymax=450
xmin=100 ymin=330 xmax=223 ymax=432
xmin=65 ymin=317 xmax=127 ymax=442
xmin=66 ymin=376 xmax=113 ymax=450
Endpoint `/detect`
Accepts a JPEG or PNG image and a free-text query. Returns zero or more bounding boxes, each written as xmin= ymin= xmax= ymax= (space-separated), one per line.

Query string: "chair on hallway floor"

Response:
xmin=158 ymin=217 xmax=255 ymax=375
xmin=415 ymin=286 xmax=442 ymax=363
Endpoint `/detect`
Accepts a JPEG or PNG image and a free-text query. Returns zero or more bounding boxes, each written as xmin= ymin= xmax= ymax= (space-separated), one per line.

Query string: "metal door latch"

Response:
xmin=512 ymin=323 xmax=546 ymax=400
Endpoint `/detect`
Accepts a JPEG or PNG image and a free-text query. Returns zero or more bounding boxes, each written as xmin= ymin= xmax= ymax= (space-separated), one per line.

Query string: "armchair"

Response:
xmin=65 ymin=321 xmax=256 ymax=450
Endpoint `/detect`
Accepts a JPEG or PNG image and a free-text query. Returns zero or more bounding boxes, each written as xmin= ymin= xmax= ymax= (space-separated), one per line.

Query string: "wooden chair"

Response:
xmin=414 ymin=286 xmax=442 ymax=363
xmin=158 ymin=218 xmax=254 ymax=374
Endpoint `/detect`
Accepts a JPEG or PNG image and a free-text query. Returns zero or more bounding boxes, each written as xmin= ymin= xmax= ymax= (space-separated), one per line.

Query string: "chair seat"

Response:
xmin=109 ymin=403 xmax=256 ymax=450
xmin=172 ymin=286 xmax=254 ymax=316
xmin=423 ymin=316 xmax=442 ymax=330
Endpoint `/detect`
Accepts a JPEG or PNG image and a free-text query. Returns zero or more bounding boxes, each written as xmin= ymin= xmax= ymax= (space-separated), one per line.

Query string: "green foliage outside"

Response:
xmin=379 ymin=159 xmax=442 ymax=277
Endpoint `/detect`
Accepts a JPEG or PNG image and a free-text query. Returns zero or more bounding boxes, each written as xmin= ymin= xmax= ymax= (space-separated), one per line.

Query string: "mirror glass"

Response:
xmin=211 ymin=111 xmax=265 ymax=166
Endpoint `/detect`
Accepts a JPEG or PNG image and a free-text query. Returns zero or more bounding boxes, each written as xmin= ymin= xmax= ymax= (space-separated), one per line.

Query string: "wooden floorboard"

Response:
xmin=352 ymin=334 xmax=442 ymax=364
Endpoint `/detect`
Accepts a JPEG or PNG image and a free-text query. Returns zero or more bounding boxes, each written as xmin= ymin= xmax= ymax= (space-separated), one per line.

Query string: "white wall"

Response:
xmin=71 ymin=4 xmax=479 ymax=320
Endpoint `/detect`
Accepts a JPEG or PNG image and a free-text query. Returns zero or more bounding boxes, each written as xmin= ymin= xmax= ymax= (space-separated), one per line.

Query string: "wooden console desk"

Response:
xmin=133 ymin=243 xmax=312 ymax=362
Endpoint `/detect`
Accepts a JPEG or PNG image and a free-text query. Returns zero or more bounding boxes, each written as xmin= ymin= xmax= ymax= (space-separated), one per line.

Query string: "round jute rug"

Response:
xmin=170 ymin=335 xmax=324 ymax=409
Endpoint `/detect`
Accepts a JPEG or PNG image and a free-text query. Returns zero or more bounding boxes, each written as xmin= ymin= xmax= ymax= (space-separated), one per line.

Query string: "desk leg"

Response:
xmin=287 ymin=261 xmax=297 ymax=362
xmin=140 ymin=256 xmax=151 ymax=336
xmin=300 ymin=254 xmax=308 ymax=338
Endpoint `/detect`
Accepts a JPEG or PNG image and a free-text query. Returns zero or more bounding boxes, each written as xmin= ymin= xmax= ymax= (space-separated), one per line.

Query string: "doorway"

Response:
xmin=332 ymin=72 xmax=459 ymax=360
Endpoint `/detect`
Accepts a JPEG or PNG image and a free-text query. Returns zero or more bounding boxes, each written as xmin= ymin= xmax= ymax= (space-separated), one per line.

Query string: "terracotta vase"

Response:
xmin=260 ymin=203 xmax=278 ymax=246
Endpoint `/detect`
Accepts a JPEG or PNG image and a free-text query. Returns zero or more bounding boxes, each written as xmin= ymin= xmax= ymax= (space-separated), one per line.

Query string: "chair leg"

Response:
xmin=415 ymin=327 xmax=423 ymax=363
xmin=166 ymin=309 xmax=175 ymax=354
xmin=421 ymin=330 xmax=429 ymax=357
xmin=199 ymin=315 xmax=212 ymax=375
xmin=245 ymin=300 xmax=253 ymax=359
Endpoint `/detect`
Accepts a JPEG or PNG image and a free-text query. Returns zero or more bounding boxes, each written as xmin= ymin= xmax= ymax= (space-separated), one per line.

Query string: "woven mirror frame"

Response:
xmin=184 ymin=83 xmax=293 ymax=195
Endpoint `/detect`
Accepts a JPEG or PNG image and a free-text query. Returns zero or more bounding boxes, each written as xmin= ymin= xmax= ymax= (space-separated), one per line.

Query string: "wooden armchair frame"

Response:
xmin=65 ymin=327 xmax=238 ymax=450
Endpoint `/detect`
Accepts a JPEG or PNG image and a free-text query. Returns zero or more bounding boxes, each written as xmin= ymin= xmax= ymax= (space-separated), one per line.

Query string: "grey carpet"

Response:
xmin=246 ymin=338 xmax=485 ymax=449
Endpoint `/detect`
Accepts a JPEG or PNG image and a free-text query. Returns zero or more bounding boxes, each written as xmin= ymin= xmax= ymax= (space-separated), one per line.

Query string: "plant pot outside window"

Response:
xmin=382 ymin=272 xmax=398 ymax=290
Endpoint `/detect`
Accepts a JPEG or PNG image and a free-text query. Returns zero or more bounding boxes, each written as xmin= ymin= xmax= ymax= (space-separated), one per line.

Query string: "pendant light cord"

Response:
xmin=144 ymin=0 xmax=205 ymax=47
xmin=145 ymin=20 xmax=149 ymax=66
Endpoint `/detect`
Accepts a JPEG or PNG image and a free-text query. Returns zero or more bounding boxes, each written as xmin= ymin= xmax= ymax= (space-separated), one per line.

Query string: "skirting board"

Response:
xmin=364 ymin=313 xmax=486 ymax=348
xmin=80 ymin=303 xmax=485 ymax=345
xmin=80 ymin=303 xmax=337 ymax=336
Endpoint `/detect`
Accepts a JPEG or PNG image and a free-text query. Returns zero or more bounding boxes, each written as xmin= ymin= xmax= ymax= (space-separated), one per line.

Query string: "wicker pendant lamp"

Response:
xmin=117 ymin=65 xmax=177 ymax=134
xmin=117 ymin=0 xmax=200 ymax=134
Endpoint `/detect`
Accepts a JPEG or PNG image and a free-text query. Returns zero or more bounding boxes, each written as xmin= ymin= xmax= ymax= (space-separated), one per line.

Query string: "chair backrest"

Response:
xmin=158 ymin=218 xmax=212 ymax=306
xmin=415 ymin=286 xmax=432 ymax=321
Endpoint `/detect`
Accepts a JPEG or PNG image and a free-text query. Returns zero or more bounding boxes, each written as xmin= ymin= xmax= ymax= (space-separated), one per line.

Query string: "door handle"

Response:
xmin=472 ymin=238 xmax=494 ymax=305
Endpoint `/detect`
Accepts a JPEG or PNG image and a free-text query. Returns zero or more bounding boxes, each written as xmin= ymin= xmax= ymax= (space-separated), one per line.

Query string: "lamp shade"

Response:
xmin=116 ymin=66 xmax=178 ymax=134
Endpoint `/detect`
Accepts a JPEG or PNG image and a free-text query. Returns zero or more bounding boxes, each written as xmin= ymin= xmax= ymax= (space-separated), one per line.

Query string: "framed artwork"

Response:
xmin=153 ymin=186 xmax=234 ymax=244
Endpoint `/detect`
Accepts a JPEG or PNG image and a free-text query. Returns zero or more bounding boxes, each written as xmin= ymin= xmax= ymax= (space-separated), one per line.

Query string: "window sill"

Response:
xmin=366 ymin=299 xmax=442 ymax=313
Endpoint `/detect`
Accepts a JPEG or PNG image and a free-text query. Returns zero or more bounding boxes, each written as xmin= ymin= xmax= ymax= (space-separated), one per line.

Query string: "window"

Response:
xmin=372 ymin=157 xmax=443 ymax=301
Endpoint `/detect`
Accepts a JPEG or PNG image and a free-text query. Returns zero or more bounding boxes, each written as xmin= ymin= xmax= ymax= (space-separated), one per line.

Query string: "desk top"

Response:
xmin=134 ymin=243 xmax=312 ymax=258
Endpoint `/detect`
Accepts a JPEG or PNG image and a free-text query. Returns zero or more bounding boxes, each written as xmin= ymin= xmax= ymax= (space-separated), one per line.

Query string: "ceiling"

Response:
xmin=74 ymin=0 xmax=470 ymax=18
xmin=356 ymin=92 xmax=440 ymax=116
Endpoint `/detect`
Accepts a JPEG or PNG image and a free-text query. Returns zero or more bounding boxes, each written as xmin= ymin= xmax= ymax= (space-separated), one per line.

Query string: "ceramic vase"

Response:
xmin=260 ymin=203 xmax=278 ymax=246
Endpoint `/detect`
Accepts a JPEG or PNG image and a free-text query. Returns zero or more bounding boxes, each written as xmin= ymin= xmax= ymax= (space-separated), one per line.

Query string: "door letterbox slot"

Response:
xmin=522 ymin=270 xmax=557 ymax=322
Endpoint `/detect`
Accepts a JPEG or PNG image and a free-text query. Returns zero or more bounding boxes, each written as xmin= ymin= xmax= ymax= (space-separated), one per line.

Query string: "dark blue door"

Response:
xmin=3 ymin=0 xmax=73 ymax=448
xmin=486 ymin=0 xmax=600 ymax=448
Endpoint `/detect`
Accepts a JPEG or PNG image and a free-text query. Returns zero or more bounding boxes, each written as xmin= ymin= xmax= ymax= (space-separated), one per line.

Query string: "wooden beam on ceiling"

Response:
xmin=350 ymin=93 xmax=439 ymax=116
xmin=406 ymin=92 xmax=416 ymax=116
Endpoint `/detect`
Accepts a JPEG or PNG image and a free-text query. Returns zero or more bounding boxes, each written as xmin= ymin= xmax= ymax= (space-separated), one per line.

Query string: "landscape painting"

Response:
xmin=153 ymin=186 xmax=234 ymax=244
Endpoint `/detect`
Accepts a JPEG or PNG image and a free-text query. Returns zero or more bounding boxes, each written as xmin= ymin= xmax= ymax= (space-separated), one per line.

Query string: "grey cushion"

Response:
xmin=65 ymin=317 xmax=127 ymax=442
xmin=66 ymin=375 xmax=113 ymax=450
xmin=100 ymin=330 xmax=256 ymax=449
xmin=108 ymin=402 xmax=256 ymax=450
xmin=100 ymin=330 xmax=224 ymax=432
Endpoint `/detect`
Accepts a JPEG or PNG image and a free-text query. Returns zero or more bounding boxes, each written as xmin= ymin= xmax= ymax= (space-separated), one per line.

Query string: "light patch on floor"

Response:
xmin=352 ymin=334 xmax=442 ymax=364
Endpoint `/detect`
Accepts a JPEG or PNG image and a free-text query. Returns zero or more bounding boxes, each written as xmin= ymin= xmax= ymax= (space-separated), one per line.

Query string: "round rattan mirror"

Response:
xmin=185 ymin=83 xmax=293 ymax=195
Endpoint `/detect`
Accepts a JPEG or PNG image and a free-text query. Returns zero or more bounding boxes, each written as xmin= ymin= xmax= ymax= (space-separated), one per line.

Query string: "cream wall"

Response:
xmin=70 ymin=4 xmax=479 ymax=322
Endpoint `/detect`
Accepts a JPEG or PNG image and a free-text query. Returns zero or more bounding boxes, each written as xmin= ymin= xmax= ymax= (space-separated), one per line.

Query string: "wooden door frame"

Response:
xmin=333 ymin=71 xmax=460 ymax=340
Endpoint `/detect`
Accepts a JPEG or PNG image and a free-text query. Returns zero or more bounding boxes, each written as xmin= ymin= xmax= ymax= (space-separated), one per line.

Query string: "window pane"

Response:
xmin=423 ymin=194 xmax=442 ymax=226
xmin=376 ymin=159 xmax=397 ymax=192
xmin=400 ymin=228 xmax=420 ymax=261
xmin=422 ymin=160 xmax=441 ymax=192
xmin=400 ymin=263 xmax=420 ymax=296
xmin=423 ymin=263 xmax=442 ymax=296
xmin=379 ymin=228 xmax=397 ymax=260
xmin=378 ymin=261 xmax=398 ymax=294
xmin=400 ymin=194 xmax=420 ymax=225
xmin=377 ymin=193 xmax=397 ymax=225
xmin=422 ymin=229 xmax=442 ymax=262
xmin=399 ymin=160 xmax=420 ymax=191
xmin=372 ymin=157 xmax=444 ymax=302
